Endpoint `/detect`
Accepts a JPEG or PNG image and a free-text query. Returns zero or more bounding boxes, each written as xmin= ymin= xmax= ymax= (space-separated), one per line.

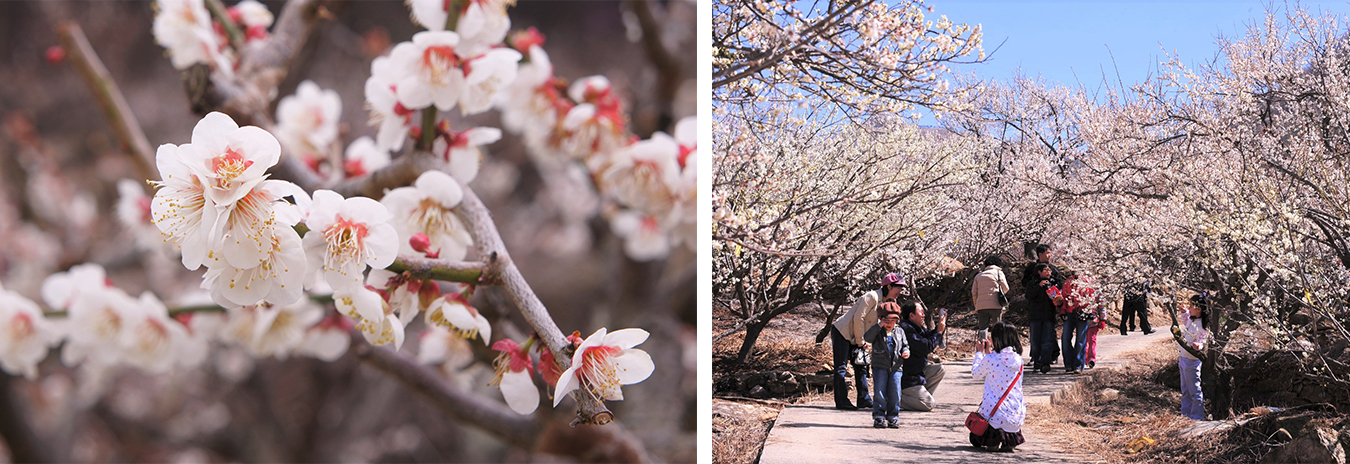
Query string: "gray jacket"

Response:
xmin=864 ymin=323 xmax=910 ymax=371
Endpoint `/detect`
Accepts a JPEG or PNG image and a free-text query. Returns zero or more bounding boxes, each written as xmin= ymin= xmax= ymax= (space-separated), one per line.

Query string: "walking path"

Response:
xmin=760 ymin=329 xmax=1173 ymax=463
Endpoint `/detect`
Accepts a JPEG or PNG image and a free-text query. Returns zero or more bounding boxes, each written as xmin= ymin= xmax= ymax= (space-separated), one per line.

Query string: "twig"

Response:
xmin=452 ymin=180 xmax=614 ymax=426
xmin=328 ymin=151 xmax=445 ymax=200
xmin=352 ymin=337 xmax=541 ymax=449
xmin=56 ymin=21 xmax=159 ymax=186
xmin=386 ymin=256 xmax=501 ymax=286
xmin=204 ymin=0 xmax=245 ymax=52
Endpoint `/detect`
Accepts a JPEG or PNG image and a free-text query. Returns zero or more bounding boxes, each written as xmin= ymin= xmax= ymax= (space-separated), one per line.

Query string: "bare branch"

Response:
xmin=352 ymin=338 xmax=541 ymax=449
xmin=56 ymin=21 xmax=159 ymax=186
xmin=386 ymin=256 xmax=501 ymax=286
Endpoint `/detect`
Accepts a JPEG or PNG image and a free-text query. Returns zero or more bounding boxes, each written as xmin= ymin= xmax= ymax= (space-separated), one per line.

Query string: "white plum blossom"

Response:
xmin=120 ymin=292 xmax=208 ymax=373
xmin=552 ymin=328 xmax=654 ymax=406
xmin=433 ymin=127 xmax=500 ymax=183
xmin=302 ymin=190 xmax=399 ymax=291
xmin=497 ymin=45 xmax=561 ymax=145
xmin=390 ymin=31 xmax=466 ymax=111
xmin=152 ymin=0 xmax=231 ymax=72
xmin=59 ymin=283 xmax=142 ymax=368
xmin=295 ymin=315 xmax=351 ymax=361
xmin=40 ymin=263 xmax=111 ymax=311
xmin=409 ymin=0 xmax=512 ymax=57
xmin=276 ymin=80 xmax=342 ymax=165
xmin=343 ymin=136 xmax=391 ymax=178
xmin=558 ymin=77 xmax=629 ymax=160
xmin=490 ymin=338 xmax=538 ymax=415
xmin=417 ymin=325 xmax=474 ymax=368
xmin=424 ymin=293 xmax=490 ymax=345
xmin=181 ymin=112 xmax=278 ymax=208
xmin=365 ymin=57 xmax=418 ymax=152
xmin=459 ymin=48 xmax=521 ymax=115
xmin=599 ymin=132 xmax=682 ymax=218
xmin=456 ymin=0 xmax=513 ymax=56
xmin=335 ymin=286 xmax=404 ymax=350
xmin=245 ymin=300 xmax=325 ymax=358
xmin=610 ymin=210 xmax=670 ymax=262
xmin=230 ymin=0 xmax=274 ymax=40
xmin=366 ymin=268 xmax=441 ymax=326
xmin=201 ymin=218 xmax=307 ymax=308
xmin=381 ymin=170 xmax=473 ymax=260
xmin=152 ymin=112 xmax=287 ymax=273
xmin=0 ymin=285 xmax=58 ymax=379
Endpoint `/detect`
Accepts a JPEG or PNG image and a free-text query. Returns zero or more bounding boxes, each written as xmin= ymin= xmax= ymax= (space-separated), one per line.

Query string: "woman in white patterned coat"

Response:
xmin=969 ymin=321 xmax=1027 ymax=452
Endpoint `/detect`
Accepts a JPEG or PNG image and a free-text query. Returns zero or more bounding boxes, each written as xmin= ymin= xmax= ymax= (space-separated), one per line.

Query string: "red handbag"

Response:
xmin=965 ymin=364 xmax=1022 ymax=436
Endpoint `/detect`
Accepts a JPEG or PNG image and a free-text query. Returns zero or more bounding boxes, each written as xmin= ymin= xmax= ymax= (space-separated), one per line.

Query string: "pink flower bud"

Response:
xmin=45 ymin=46 xmax=65 ymax=64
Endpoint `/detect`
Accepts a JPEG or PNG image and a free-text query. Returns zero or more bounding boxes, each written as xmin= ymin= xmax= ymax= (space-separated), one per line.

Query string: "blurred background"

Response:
xmin=0 ymin=0 xmax=697 ymax=462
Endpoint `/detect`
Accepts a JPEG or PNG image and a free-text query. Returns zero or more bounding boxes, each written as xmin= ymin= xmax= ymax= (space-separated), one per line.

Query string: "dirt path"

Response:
xmin=759 ymin=329 xmax=1174 ymax=463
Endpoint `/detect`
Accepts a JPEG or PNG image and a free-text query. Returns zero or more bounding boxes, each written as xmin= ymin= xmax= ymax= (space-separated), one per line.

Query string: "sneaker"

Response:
xmin=1039 ymin=365 xmax=1052 ymax=374
xmin=1120 ymin=332 xmax=1129 ymax=336
xmin=887 ymin=419 xmax=899 ymax=428
xmin=857 ymin=400 xmax=873 ymax=409
xmin=1142 ymin=330 xmax=1155 ymax=335
xmin=984 ymin=444 xmax=1001 ymax=452
xmin=1087 ymin=361 xmax=1095 ymax=369
xmin=873 ymin=419 xmax=885 ymax=428
xmin=836 ymin=403 xmax=857 ymax=411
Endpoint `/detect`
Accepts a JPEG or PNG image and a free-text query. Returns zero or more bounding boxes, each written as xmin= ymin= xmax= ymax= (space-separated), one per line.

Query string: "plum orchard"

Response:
xmin=716 ymin=3 xmax=1350 ymax=419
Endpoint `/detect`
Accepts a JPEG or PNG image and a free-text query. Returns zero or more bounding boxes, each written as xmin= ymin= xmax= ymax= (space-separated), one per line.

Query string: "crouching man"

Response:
xmin=898 ymin=300 xmax=946 ymax=411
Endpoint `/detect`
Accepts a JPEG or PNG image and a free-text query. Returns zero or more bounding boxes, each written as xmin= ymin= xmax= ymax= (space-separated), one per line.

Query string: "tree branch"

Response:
xmin=452 ymin=181 xmax=613 ymax=426
xmin=386 ymin=256 xmax=501 ymax=286
xmin=56 ymin=21 xmax=159 ymax=186
xmin=351 ymin=337 xmax=541 ymax=449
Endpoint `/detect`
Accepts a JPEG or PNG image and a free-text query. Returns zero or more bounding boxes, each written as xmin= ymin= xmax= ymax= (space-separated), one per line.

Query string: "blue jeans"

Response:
xmin=1028 ymin=320 xmax=1056 ymax=367
xmin=830 ymin=326 xmax=871 ymax=407
xmin=1180 ymin=357 xmax=1205 ymax=419
xmin=1061 ymin=318 xmax=1089 ymax=370
xmin=871 ymin=367 xmax=901 ymax=421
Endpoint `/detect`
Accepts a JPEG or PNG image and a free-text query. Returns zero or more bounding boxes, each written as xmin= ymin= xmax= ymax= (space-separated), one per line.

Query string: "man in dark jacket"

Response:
xmin=1022 ymin=244 xmax=1065 ymax=290
xmin=1120 ymin=281 xmax=1154 ymax=335
xmin=897 ymin=300 xmax=946 ymax=411
xmin=1026 ymin=262 xmax=1060 ymax=373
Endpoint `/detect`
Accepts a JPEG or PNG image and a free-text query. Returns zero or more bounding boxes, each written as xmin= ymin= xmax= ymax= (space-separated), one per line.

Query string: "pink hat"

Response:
xmin=881 ymin=273 xmax=904 ymax=286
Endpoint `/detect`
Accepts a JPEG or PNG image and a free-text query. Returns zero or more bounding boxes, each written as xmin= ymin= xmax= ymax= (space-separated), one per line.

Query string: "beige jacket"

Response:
xmin=833 ymin=289 xmax=883 ymax=345
xmin=971 ymin=265 xmax=1010 ymax=311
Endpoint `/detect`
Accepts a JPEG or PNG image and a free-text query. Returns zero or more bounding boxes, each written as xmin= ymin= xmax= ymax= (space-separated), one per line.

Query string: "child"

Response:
xmin=970 ymin=321 xmax=1026 ymax=451
xmin=1176 ymin=293 xmax=1210 ymax=420
xmin=1083 ymin=294 xmax=1107 ymax=369
xmin=863 ymin=301 xmax=910 ymax=428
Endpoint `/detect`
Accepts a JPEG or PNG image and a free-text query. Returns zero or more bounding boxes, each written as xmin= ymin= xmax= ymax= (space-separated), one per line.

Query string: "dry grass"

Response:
xmin=712 ymin=399 xmax=783 ymax=464
xmin=1026 ymin=347 xmax=1232 ymax=463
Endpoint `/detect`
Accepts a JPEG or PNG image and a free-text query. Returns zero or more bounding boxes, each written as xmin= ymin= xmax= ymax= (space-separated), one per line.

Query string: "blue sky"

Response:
xmin=929 ymin=0 xmax=1350 ymax=88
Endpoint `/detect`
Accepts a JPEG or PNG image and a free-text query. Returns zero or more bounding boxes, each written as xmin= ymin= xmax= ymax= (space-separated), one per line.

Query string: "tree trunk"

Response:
xmin=735 ymin=321 xmax=768 ymax=365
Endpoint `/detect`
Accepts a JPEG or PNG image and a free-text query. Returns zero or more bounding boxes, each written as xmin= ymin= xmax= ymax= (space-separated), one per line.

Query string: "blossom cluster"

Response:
xmin=494 ymin=33 xmax=698 ymax=260
xmin=152 ymin=0 xmax=274 ymax=74
xmin=120 ymin=0 xmax=665 ymax=417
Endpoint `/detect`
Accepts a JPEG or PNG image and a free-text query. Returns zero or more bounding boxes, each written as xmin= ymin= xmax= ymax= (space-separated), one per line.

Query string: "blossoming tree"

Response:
xmin=0 ymin=0 xmax=694 ymax=461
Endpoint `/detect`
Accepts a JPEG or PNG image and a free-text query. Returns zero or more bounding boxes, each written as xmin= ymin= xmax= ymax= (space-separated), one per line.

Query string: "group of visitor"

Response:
xmin=831 ymin=274 xmax=946 ymax=419
xmin=828 ymin=243 xmax=1213 ymax=453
